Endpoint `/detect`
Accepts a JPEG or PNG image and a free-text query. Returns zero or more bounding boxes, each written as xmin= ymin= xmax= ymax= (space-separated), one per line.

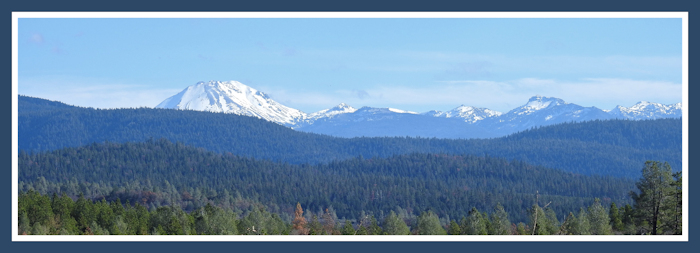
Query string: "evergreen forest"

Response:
xmin=19 ymin=95 xmax=681 ymax=178
xmin=19 ymin=160 xmax=681 ymax=235
xmin=17 ymin=95 xmax=683 ymax=236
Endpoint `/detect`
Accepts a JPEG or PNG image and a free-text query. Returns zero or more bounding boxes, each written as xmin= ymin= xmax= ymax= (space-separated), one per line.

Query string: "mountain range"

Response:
xmin=157 ymin=80 xmax=682 ymax=138
xmin=18 ymin=95 xmax=682 ymax=178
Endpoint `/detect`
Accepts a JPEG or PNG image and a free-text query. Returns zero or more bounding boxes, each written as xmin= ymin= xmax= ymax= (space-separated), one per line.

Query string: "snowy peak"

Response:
xmin=329 ymin=103 xmax=357 ymax=113
xmin=157 ymin=82 xmax=682 ymax=138
xmin=307 ymin=103 xmax=357 ymax=120
xmin=156 ymin=80 xmax=306 ymax=126
xmin=507 ymin=96 xmax=568 ymax=116
xmin=427 ymin=105 xmax=502 ymax=123
xmin=523 ymin=96 xmax=566 ymax=111
xmin=483 ymin=96 xmax=615 ymax=132
xmin=294 ymin=105 xmax=418 ymax=129
xmin=355 ymin=106 xmax=418 ymax=115
xmin=422 ymin=110 xmax=442 ymax=117
xmin=609 ymin=101 xmax=682 ymax=120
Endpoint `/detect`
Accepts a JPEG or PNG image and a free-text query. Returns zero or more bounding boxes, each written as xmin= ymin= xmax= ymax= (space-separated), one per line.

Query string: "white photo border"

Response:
xmin=11 ymin=11 xmax=689 ymax=242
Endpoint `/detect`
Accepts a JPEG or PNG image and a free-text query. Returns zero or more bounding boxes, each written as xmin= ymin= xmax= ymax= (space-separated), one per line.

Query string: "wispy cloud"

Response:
xmin=19 ymin=76 xmax=182 ymax=109
xmin=355 ymin=90 xmax=370 ymax=100
xmin=29 ymin=33 xmax=44 ymax=44
xmin=298 ymin=49 xmax=681 ymax=81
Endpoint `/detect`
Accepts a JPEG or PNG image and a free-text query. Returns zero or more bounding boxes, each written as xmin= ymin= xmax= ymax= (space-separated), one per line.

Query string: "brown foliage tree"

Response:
xmin=322 ymin=208 xmax=337 ymax=235
xmin=291 ymin=202 xmax=309 ymax=235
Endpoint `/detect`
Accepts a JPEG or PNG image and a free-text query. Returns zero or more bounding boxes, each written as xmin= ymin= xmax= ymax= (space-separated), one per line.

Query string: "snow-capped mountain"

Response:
xmin=507 ymin=95 xmax=568 ymax=116
xmin=155 ymin=81 xmax=681 ymax=139
xmin=292 ymin=103 xmax=358 ymax=128
xmin=478 ymin=95 xmax=614 ymax=134
xmin=294 ymin=106 xmax=496 ymax=139
xmin=424 ymin=105 xmax=502 ymax=123
xmin=353 ymin=107 xmax=419 ymax=116
xmin=156 ymin=81 xmax=306 ymax=126
xmin=609 ymin=101 xmax=682 ymax=120
xmin=307 ymin=103 xmax=358 ymax=120
xmin=296 ymin=106 xmax=419 ymax=127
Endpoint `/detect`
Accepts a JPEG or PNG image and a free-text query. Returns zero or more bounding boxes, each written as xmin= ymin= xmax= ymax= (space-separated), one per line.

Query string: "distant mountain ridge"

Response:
xmin=423 ymin=105 xmax=502 ymax=123
xmin=475 ymin=95 xmax=616 ymax=136
xmin=18 ymin=95 xmax=682 ymax=178
xmin=609 ymin=101 xmax=682 ymax=120
xmin=155 ymin=81 xmax=682 ymax=138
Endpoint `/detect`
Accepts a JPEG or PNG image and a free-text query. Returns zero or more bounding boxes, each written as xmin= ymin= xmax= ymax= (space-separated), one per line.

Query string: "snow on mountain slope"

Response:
xmin=509 ymin=95 xmax=566 ymax=116
xmin=307 ymin=103 xmax=357 ymax=120
xmin=155 ymin=81 xmax=681 ymax=139
xmin=292 ymin=103 xmax=357 ymax=128
xmin=609 ymin=101 xmax=682 ymax=120
xmin=294 ymin=106 xmax=497 ymax=139
xmin=425 ymin=105 xmax=502 ymax=123
xmin=477 ymin=96 xmax=614 ymax=135
xmin=387 ymin=108 xmax=419 ymax=114
xmin=156 ymin=80 xmax=306 ymax=126
xmin=301 ymin=105 xmax=417 ymax=124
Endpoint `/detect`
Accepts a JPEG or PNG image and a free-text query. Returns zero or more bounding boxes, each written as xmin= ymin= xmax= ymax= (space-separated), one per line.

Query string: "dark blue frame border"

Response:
xmin=3 ymin=0 xmax=694 ymax=252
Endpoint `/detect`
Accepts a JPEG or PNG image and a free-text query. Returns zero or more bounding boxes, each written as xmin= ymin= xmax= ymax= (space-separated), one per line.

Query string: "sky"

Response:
xmin=18 ymin=17 xmax=682 ymax=113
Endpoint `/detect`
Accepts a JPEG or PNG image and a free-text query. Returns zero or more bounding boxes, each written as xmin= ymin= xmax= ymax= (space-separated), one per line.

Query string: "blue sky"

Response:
xmin=18 ymin=18 xmax=682 ymax=113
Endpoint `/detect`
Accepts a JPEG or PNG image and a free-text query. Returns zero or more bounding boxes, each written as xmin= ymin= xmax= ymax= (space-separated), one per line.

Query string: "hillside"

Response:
xmin=18 ymin=95 xmax=681 ymax=178
xmin=18 ymin=139 xmax=636 ymax=224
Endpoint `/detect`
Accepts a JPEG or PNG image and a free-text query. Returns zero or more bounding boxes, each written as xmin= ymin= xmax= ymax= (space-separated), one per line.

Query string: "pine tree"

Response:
xmin=72 ymin=193 xmax=95 ymax=232
xmin=25 ymin=191 xmax=53 ymax=228
xmin=95 ymin=198 xmax=115 ymax=232
xmin=465 ymin=207 xmax=487 ymax=235
xmin=482 ymin=211 xmax=492 ymax=235
xmin=368 ymin=216 xmax=382 ymax=235
xmin=622 ymin=204 xmax=636 ymax=234
xmin=383 ymin=211 xmax=410 ymax=235
xmin=630 ymin=161 xmax=674 ymax=235
xmin=308 ymin=215 xmax=322 ymax=235
xmin=609 ymin=202 xmax=624 ymax=233
xmin=341 ymin=220 xmax=356 ymax=235
xmin=356 ymin=224 xmax=368 ymax=235
xmin=110 ymin=198 xmax=125 ymax=217
xmin=587 ymin=198 xmax=612 ymax=235
xmin=112 ymin=216 xmax=129 ymax=235
xmin=559 ymin=212 xmax=576 ymax=235
xmin=32 ymin=222 xmax=49 ymax=235
xmin=571 ymin=207 xmax=591 ymax=235
xmin=19 ymin=212 xmax=31 ymax=235
xmin=267 ymin=213 xmax=288 ymax=235
xmin=458 ymin=216 xmax=468 ymax=235
xmin=416 ymin=211 xmax=446 ymax=235
xmin=490 ymin=203 xmax=511 ymax=235
xmin=544 ymin=208 xmax=560 ymax=235
xmin=51 ymin=193 xmax=74 ymax=220
xmin=238 ymin=207 xmax=268 ymax=235
xmin=528 ymin=204 xmax=551 ymax=235
xmin=448 ymin=220 xmax=461 ymax=235
xmin=515 ymin=222 xmax=528 ymax=235
xmin=668 ymin=171 xmax=682 ymax=234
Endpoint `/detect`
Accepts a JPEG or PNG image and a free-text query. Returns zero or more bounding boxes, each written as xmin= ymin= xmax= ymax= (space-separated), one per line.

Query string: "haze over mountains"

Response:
xmin=156 ymin=80 xmax=682 ymax=138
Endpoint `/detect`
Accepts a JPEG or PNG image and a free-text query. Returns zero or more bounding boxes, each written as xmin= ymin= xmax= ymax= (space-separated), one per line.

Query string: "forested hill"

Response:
xmin=18 ymin=139 xmax=636 ymax=224
xmin=502 ymin=119 xmax=681 ymax=149
xmin=18 ymin=95 xmax=681 ymax=178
